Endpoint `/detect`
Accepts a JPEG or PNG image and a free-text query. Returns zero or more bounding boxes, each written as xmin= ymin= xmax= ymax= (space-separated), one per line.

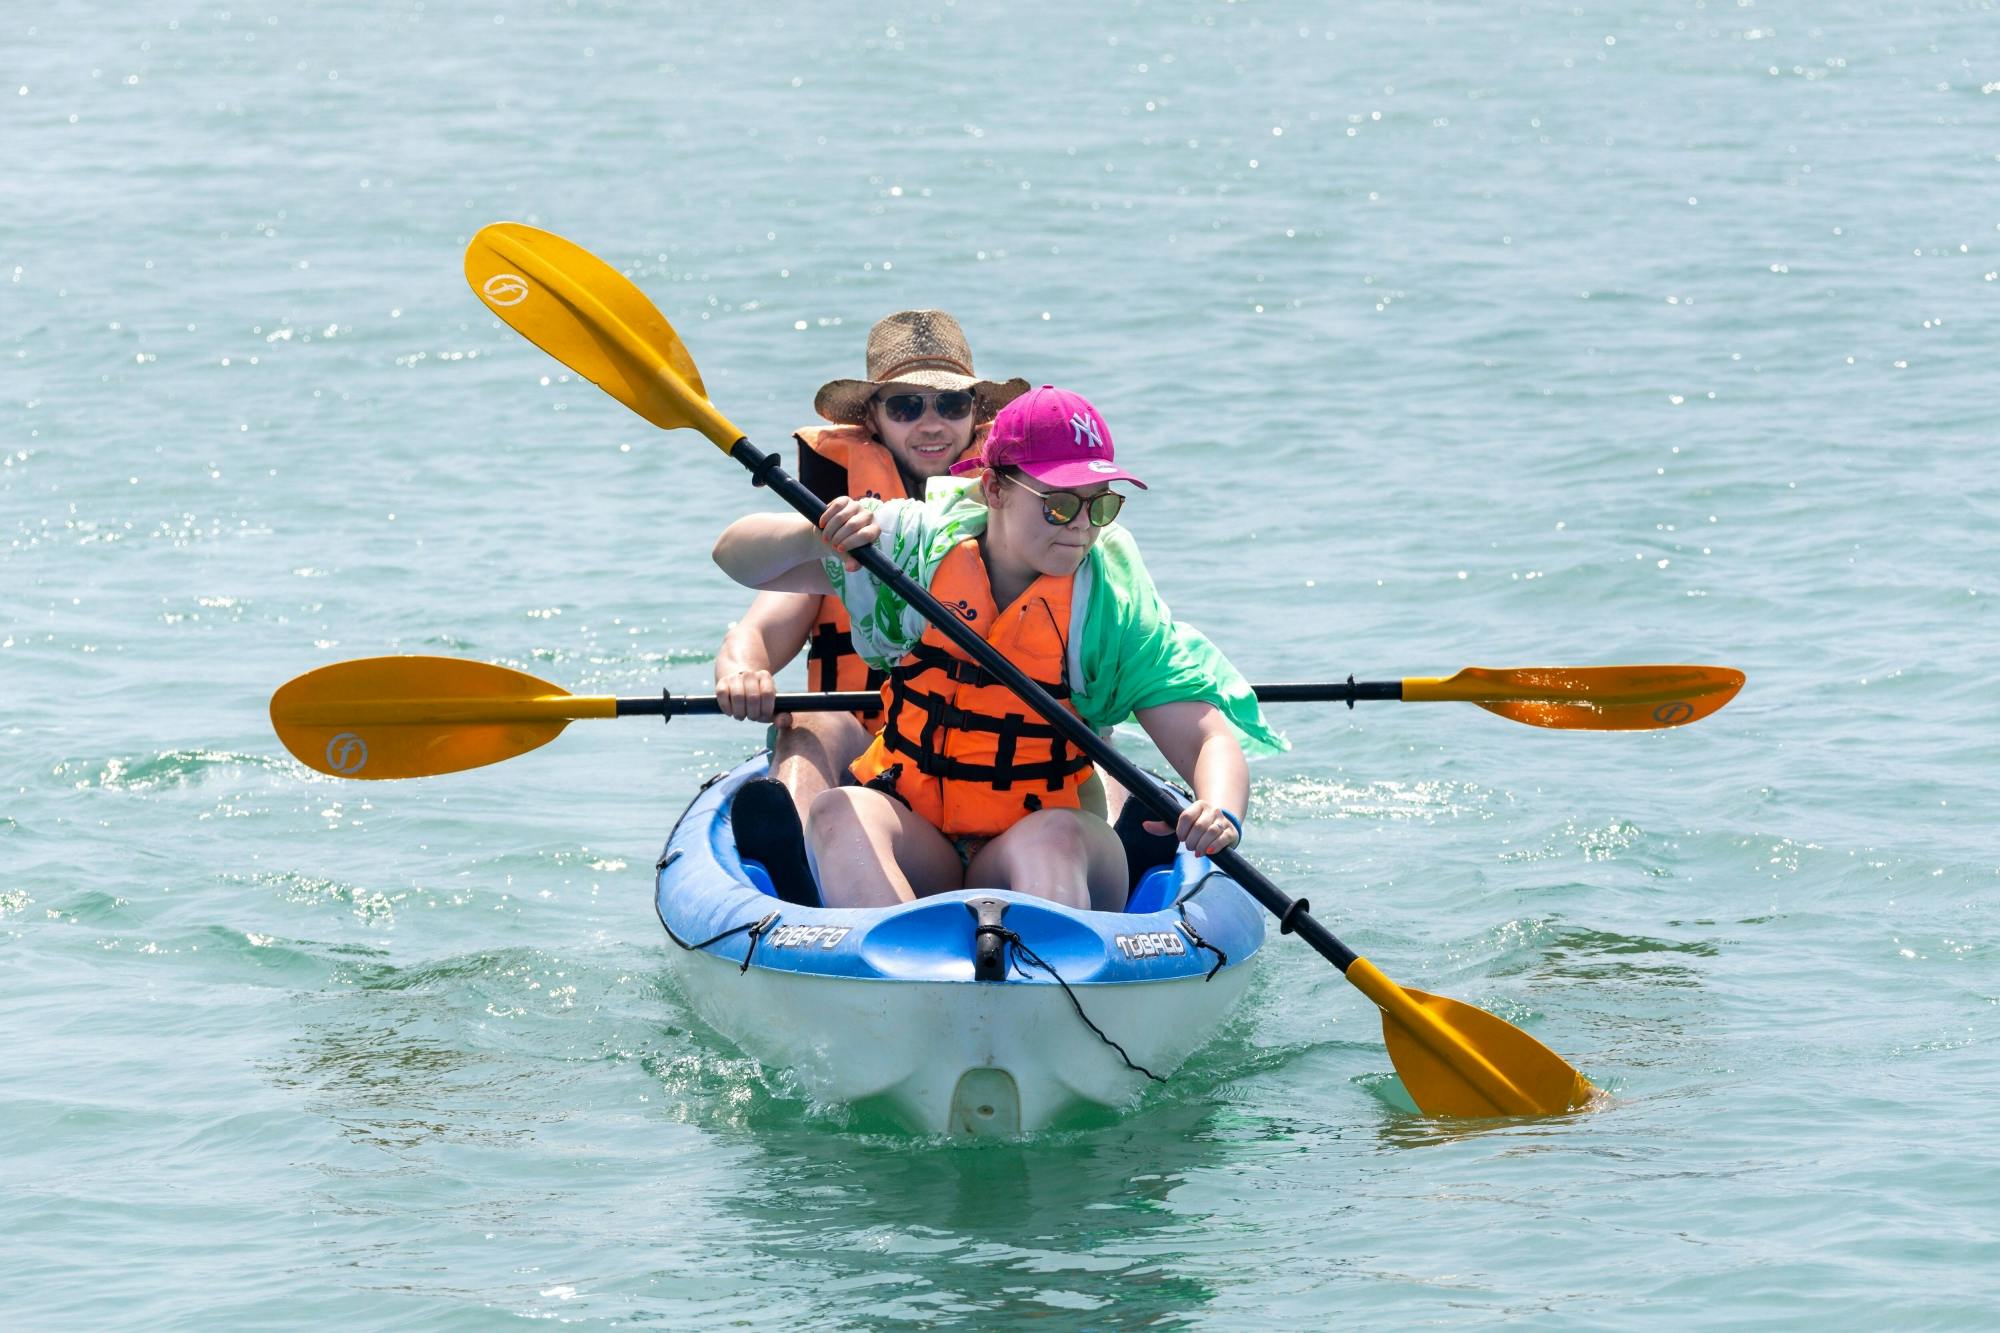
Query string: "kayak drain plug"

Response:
xmin=968 ymin=897 xmax=1010 ymax=982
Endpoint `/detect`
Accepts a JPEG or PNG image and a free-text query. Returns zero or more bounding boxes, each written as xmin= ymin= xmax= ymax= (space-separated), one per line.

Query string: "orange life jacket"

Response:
xmin=847 ymin=538 xmax=1093 ymax=837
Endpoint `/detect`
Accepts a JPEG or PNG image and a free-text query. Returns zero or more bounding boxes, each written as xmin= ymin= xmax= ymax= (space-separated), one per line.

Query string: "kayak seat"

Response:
xmin=740 ymin=858 xmax=781 ymax=900
xmin=1113 ymin=777 xmax=1185 ymax=909
xmin=1124 ymin=864 xmax=1179 ymax=914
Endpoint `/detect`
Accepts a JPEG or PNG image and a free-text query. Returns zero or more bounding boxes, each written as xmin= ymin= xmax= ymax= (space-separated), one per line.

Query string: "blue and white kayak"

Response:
xmin=654 ymin=755 xmax=1266 ymax=1136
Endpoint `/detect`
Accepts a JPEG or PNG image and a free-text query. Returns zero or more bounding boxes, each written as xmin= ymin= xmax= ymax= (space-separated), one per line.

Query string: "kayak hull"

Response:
xmin=662 ymin=949 xmax=1257 ymax=1135
xmin=655 ymin=756 xmax=1265 ymax=1136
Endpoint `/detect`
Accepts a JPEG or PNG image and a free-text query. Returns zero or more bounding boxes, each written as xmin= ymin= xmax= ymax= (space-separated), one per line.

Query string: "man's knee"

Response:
xmin=777 ymin=711 xmax=869 ymax=761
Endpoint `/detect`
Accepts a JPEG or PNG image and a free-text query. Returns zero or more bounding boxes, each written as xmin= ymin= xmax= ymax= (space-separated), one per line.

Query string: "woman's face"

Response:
xmin=983 ymin=470 xmax=1116 ymax=578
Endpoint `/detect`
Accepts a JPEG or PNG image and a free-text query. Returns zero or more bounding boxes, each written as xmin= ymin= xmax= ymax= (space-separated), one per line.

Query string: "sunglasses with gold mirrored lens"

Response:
xmin=1003 ymin=472 xmax=1126 ymax=527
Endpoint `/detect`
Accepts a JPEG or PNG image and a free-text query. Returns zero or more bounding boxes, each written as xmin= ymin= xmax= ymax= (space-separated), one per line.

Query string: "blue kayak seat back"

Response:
xmin=1124 ymin=864 xmax=1178 ymax=914
xmin=1113 ymin=771 xmax=1188 ymax=908
xmin=740 ymin=858 xmax=779 ymax=899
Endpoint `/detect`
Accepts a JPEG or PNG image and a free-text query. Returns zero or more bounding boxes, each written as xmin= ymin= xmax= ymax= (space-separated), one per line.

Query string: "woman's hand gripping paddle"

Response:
xmin=459 ymin=222 xmax=1616 ymax=1116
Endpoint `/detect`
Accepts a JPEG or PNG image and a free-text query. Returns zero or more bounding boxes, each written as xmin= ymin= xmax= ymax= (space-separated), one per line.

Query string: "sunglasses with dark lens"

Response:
xmin=878 ymin=390 xmax=976 ymax=424
xmin=1003 ymin=472 xmax=1126 ymax=527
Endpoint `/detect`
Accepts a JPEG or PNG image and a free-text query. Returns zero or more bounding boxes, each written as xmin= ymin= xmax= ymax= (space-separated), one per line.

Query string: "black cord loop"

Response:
xmin=994 ymin=928 xmax=1166 ymax=1084
xmin=1176 ymin=911 xmax=1228 ymax=982
xmin=1161 ymin=868 xmax=1233 ymax=982
xmin=675 ymin=910 xmax=781 ymax=974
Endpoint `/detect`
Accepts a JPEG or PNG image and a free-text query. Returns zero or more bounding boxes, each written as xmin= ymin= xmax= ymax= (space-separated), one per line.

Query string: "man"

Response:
xmin=714 ymin=310 xmax=1027 ymax=903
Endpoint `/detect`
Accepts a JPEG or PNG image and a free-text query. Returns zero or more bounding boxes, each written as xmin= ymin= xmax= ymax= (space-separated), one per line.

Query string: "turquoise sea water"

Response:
xmin=7 ymin=1 xmax=1998 ymax=1325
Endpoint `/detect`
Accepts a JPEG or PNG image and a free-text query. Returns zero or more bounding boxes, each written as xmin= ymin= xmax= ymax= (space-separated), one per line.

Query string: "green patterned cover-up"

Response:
xmin=822 ymin=479 xmax=1285 ymax=754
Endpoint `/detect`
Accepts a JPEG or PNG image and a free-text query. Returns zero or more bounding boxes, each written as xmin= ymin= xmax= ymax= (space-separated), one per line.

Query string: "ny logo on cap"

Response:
xmin=1070 ymin=411 xmax=1105 ymax=450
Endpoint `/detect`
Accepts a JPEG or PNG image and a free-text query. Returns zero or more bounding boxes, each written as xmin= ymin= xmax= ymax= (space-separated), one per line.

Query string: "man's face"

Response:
xmin=867 ymin=388 xmax=977 ymax=481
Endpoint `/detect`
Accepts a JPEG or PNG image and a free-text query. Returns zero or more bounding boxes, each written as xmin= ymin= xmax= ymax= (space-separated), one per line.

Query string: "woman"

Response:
xmin=712 ymin=385 xmax=1283 ymax=911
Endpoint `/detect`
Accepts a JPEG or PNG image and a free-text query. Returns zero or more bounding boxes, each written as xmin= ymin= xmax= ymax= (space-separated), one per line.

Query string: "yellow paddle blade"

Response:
xmin=1403 ymin=664 xmax=1744 ymax=731
xmin=1345 ymin=958 xmax=1594 ymax=1116
xmin=464 ymin=222 xmax=743 ymax=450
xmin=269 ymin=656 xmax=616 ymax=780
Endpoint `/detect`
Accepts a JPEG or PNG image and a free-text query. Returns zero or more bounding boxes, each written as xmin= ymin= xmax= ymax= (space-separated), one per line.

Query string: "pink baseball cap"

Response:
xmin=948 ymin=385 xmax=1148 ymax=489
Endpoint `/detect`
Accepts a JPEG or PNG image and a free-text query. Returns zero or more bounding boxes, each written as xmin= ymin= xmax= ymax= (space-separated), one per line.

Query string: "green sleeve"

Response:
xmin=1071 ymin=528 xmax=1287 ymax=754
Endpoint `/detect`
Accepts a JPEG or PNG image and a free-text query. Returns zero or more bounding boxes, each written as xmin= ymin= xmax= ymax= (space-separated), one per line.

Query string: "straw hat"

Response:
xmin=813 ymin=309 xmax=1029 ymax=425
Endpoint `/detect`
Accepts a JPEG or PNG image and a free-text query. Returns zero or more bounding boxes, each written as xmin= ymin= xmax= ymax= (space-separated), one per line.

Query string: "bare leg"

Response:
xmin=1099 ymin=770 xmax=1129 ymax=826
xmin=1077 ymin=769 xmax=1108 ymax=819
xmin=771 ymin=711 xmax=871 ymax=812
xmin=806 ymin=786 xmax=965 ymax=908
xmin=964 ymin=810 xmax=1129 ymax=912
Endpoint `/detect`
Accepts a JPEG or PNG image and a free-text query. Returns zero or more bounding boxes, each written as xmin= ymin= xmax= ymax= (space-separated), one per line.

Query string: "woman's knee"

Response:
xmin=810 ymin=787 xmax=959 ymax=904
xmin=808 ymin=785 xmax=920 ymax=844
xmin=1014 ymin=808 xmax=1108 ymax=856
xmin=978 ymin=810 xmax=1120 ymax=886
xmin=805 ymin=786 xmax=869 ymax=845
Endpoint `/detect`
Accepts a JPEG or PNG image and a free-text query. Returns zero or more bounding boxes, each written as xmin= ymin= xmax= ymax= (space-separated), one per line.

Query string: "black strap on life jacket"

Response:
xmin=806 ymin=621 xmax=888 ymax=695
xmin=877 ymin=644 xmax=1092 ymax=792
xmin=796 ymin=435 xmax=850 ymax=501
xmin=888 ymin=642 xmax=1075 ymax=698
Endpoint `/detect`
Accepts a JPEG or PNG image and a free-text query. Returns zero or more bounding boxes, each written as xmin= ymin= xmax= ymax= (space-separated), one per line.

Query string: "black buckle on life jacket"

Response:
xmin=860 ymin=762 xmax=913 ymax=810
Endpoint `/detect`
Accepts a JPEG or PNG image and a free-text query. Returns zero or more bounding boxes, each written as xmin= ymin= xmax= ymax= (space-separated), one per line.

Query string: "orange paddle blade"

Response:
xmin=464 ymin=222 xmax=742 ymax=448
xmin=1403 ymin=664 xmax=1745 ymax=731
xmin=1345 ymin=959 xmax=1595 ymax=1116
xmin=269 ymin=656 xmax=614 ymax=780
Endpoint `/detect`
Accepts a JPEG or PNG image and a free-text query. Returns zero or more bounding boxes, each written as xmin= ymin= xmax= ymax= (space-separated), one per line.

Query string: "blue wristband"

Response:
xmin=1218 ymin=808 xmax=1243 ymax=842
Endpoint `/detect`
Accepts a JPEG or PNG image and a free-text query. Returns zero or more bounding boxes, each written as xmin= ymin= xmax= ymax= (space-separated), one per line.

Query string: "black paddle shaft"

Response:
xmin=726 ymin=438 xmax=1363 ymax=974
xmin=612 ymin=679 xmax=1405 ymax=719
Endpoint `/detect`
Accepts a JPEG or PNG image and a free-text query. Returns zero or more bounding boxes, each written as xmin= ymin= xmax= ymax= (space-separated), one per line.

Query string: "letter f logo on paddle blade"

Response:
xmin=325 ymin=732 xmax=368 ymax=775
xmin=482 ymin=272 xmax=529 ymax=307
